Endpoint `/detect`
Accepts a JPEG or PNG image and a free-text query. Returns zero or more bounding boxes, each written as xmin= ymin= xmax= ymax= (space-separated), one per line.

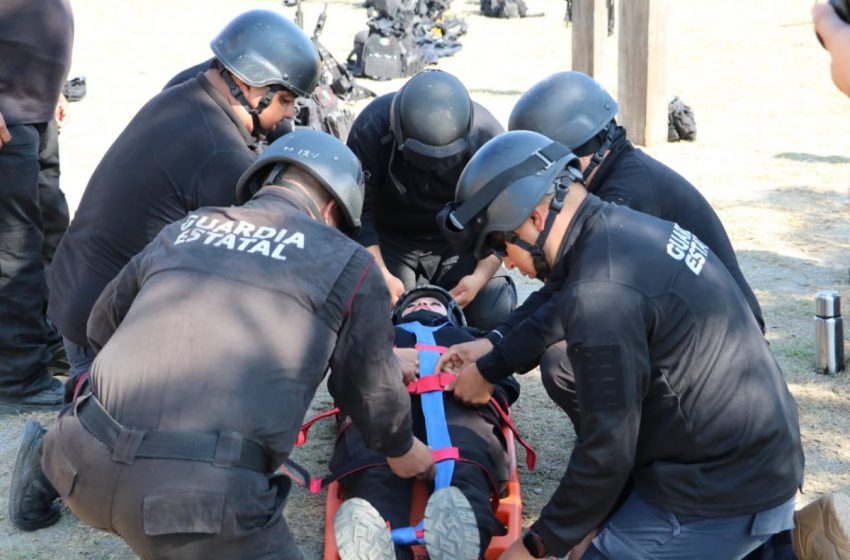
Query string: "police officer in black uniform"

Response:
xmin=346 ymin=69 xmax=516 ymax=331
xmin=436 ymin=131 xmax=804 ymax=559
xmin=47 ymin=9 xmax=321 ymax=382
xmin=10 ymin=130 xmax=435 ymax=558
xmin=508 ymin=71 xmax=762 ymax=329
xmin=449 ymin=71 xmax=766 ymax=436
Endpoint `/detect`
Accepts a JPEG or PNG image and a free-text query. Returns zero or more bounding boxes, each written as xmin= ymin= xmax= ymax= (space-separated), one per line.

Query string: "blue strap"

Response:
xmin=391 ymin=522 xmax=423 ymax=545
xmin=392 ymin=321 xmax=456 ymax=545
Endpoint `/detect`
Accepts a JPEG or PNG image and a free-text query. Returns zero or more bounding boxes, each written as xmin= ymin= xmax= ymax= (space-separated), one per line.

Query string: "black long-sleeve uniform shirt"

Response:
xmin=86 ymin=188 xmax=414 ymax=467
xmin=0 ymin=0 xmax=73 ymax=125
xmin=518 ymin=195 xmax=803 ymax=556
xmin=48 ymin=74 xmax=256 ymax=346
xmin=346 ymin=93 xmax=504 ymax=247
xmin=478 ymin=134 xmax=764 ymax=380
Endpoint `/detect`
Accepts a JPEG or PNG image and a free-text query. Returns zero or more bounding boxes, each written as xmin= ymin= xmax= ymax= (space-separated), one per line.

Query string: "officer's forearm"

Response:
xmin=473 ymin=253 xmax=502 ymax=281
xmin=367 ymin=245 xmax=390 ymax=275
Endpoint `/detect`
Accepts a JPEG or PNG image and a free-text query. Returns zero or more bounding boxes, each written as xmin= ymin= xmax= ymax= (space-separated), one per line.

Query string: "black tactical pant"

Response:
xmin=38 ymin=119 xmax=69 ymax=267
xmin=0 ymin=123 xmax=54 ymax=397
xmin=38 ymin=119 xmax=69 ymax=360
xmin=379 ymin=230 xmax=517 ymax=332
xmin=42 ymin=400 xmax=302 ymax=560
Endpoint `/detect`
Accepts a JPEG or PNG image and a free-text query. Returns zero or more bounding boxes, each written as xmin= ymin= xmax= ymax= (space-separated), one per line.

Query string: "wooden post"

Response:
xmin=571 ymin=0 xmax=608 ymax=77
xmin=617 ymin=0 xmax=669 ymax=146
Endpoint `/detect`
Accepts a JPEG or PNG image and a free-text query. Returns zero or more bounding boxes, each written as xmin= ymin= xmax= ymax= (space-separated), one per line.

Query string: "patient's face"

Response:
xmin=400 ymin=296 xmax=448 ymax=318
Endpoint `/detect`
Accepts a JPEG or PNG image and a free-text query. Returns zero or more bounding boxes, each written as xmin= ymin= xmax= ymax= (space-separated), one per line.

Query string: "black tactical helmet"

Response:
xmin=392 ymin=285 xmax=466 ymax=326
xmin=438 ymin=130 xmax=582 ymax=261
xmin=210 ymin=9 xmax=320 ymax=98
xmin=390 ymin=70 xmax=474 ymax=164
xmin=235 ymin=130 xmax=365 ymax=237
xmin=508 ymin=71 xmax=618 ymax=154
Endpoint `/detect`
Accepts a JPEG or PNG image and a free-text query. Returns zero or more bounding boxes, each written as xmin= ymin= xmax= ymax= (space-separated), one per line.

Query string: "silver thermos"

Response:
xmin=815 ymin=290 xmax=844 ymax=374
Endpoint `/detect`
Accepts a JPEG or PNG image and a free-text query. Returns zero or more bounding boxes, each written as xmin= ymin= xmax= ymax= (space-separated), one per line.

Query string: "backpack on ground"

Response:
xmin=480 ymin=0 xmax=528 ymax=18
xmin=668 ymin=96 xmax=697 ymax=142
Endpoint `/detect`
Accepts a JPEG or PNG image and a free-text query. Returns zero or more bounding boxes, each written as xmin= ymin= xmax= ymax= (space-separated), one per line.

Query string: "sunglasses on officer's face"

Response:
xmin=484 ymin=231 xmax=520 ymax=258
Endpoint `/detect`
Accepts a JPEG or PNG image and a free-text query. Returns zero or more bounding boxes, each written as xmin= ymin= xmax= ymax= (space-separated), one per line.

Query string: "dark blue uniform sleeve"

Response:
xmin=327 ymin=256 xmax=414 ymax=457
xmin=477 ymin=275 xmax=566 ymax=381
xmin=347 ymin=99 xmax=391 ymax=249
xmin=529 ymin=281 xmax=651 ymax=557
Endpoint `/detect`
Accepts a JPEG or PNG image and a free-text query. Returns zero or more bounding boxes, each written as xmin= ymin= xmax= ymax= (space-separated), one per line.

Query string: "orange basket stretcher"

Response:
xmin=322 ymin=422 xmax=524 ymax=560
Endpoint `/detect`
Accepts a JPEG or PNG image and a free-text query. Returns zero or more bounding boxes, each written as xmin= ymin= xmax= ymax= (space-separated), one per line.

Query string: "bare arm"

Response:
xmin=0 ymin=112 xmax=11 ymax=150
xmin=366 ymin=244 xmax=406 ymax=304
xmin=814 ymin=2 xmax=850 ymax=97
xmin=450 ymin=254 xmax=502 ymax=308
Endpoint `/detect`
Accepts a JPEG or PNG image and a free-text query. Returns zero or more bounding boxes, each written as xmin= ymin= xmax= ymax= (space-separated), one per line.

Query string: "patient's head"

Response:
xmin=400 ymin=296 xmax=448 ymax=318
xmin=391 ymin=285 xmax=466 ymax=326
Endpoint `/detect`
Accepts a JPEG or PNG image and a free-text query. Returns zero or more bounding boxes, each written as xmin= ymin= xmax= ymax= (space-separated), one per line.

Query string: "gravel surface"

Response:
xmin=1 ymin=0 xmax=849 ymax=558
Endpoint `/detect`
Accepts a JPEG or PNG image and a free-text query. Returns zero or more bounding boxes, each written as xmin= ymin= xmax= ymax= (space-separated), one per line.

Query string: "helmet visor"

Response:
xmin=437 ymin=203 xmax=484 ymax=256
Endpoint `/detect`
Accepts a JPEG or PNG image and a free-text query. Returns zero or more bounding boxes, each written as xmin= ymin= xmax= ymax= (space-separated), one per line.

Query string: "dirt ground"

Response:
xmin=1 ymin=0 xmax=849 ymax=558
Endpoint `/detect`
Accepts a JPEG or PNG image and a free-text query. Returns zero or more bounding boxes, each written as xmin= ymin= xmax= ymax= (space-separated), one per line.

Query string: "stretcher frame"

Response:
xmin=322 ymin=423 xmax=523 ymax=560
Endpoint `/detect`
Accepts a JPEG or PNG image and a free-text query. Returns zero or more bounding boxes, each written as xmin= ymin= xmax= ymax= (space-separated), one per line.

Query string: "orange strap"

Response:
xmin=295 ymin=406 xmax=340 ymax=446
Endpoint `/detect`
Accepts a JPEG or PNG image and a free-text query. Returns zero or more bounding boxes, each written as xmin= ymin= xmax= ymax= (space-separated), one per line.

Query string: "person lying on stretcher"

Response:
xmin=332 ymin=285 xmax=520 ymax=560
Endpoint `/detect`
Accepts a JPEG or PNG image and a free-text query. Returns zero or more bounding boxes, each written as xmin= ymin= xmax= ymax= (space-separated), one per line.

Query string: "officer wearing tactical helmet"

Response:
xmin=448 ymin=71 xmax=768 ymax=445
xmin=346 ymin=69 xmax=517 ymax=331
xmin=11 ymin=130 xmax=434 ymax=559
xmin=436 ymin=130 xmax=803 ymax=560
xmin=506 ymin=70 xmax=763 ymax=327
xmin=46 ymin=9 xmax=321 ymax=384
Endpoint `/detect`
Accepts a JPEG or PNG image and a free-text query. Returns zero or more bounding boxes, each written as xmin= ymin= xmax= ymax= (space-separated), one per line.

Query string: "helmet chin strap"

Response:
xmin=511 ymin=181 xmax=570 ymax=281
xmin=579 ymin=121 xmax=616 ymax=185
xmin=221 ymin=68 xmax=278 ymax=140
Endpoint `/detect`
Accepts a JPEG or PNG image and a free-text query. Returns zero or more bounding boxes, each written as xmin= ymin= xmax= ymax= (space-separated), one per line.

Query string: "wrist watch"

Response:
xmin=522 ymin=528 xmax=547 ymax=558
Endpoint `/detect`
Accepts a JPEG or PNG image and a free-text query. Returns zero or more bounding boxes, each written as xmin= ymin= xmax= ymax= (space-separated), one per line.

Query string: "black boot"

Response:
xmin=8 ymin=420 xmax=61 ymax=531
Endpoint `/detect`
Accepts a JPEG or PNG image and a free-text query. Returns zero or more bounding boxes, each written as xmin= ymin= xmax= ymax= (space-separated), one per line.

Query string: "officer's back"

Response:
xmin=561 ymin=196 xmax=803 ymax=514
xmin=88 ymin=190 xmax=361 ymax=465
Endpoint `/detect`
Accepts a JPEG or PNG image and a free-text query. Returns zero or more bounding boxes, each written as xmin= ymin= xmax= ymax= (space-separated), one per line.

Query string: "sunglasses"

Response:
xmin=484 ymin=231 xmax=520 ymax=258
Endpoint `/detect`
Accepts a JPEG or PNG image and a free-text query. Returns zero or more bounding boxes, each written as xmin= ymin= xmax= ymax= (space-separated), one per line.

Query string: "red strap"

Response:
xmin=432 ymin=447 xmax=460 ymax=462
xmin=308 ymin=479 xmax=324 ymax=494
xmin=489 ymin=398 xmax=537 ymax=471
xmin=406 ymin=372 xmax=456 ymax=394
xmin=72 ymin=370 xmax=90 ymax=402
xmin=295 ymin=407 xmax=340 ymax=446
xmin=414 ymin=343 xmax=448 ymax=353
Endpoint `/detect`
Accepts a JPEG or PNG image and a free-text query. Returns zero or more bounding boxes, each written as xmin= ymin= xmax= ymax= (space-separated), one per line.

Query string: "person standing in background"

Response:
xmin=0 ymin=0 xmax=74 ymax=412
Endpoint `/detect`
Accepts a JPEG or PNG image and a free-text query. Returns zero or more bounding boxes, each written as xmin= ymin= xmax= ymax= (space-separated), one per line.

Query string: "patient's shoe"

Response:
xmin=793 ymin=492 xmax=850 ymax=560
xmin=334 ymin=497 xmax=396 ymax=560
xmin=423 ymin=486 xmax=480 ymax=560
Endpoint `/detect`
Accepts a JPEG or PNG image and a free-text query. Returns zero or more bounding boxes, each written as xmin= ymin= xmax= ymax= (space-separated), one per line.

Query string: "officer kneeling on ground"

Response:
xmin=436 ymin=130 xmax=804 ymax=559
xmin=47 ymin=8 xmax=321 ymax=383
xmin=346 ymin=69 xmax=516 ymax=331
xmin=9 ymin=130 xmax=434 ymax=560
xmin=507 ymin=69 xmax=763 ymax=338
